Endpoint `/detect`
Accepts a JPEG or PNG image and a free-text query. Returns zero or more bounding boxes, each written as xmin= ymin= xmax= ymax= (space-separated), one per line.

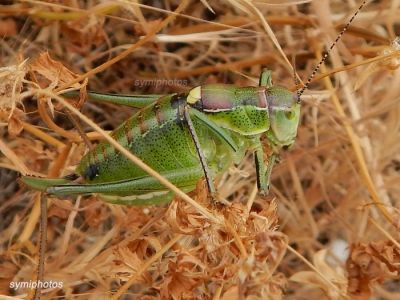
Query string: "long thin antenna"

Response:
xmin=296 ymin=0 xmax=369 ymax=102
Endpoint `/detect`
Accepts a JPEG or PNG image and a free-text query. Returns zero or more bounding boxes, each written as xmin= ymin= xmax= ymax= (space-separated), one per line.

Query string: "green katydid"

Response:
xmin=21 ymin=0 xmax=368 ymax=205
xmin=15 ymin=2 xmax=369 ymax=299
xmin=22 ymin=69 xmax=299 ymax=204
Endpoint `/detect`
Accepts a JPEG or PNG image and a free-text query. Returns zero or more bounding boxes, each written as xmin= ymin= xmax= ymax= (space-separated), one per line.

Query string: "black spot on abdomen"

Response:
xmin=83 ymin=164 xmax=100 ymax=181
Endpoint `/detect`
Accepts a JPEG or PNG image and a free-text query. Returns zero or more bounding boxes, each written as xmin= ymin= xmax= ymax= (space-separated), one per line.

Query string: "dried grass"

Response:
xmin=1 ymin=0 xmax=400 ymax=299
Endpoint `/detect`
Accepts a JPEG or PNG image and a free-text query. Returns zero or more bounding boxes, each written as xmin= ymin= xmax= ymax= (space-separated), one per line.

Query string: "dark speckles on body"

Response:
xmin=101 ymin=144 xmax=108 ymax=160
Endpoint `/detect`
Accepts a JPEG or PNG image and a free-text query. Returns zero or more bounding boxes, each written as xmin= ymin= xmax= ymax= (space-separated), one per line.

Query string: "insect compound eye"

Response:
xmin=285 ymin=110 xmax=296 ymax=120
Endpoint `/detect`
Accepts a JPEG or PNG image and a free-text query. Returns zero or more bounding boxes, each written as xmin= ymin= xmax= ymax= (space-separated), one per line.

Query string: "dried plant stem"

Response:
xmin=54 ymin=0 xmax=190 ymax=93
xmin=301 ymin=50 xmax=400 ymax=92
xmin=18 ymin=145 xmax=72 ymax=244
xmin=85 ymin=209 xmax=166 ymax=271
xmin=56 ymin=197 xmax=81 ymax=260
xmin=18 ymin=144 xmax=72 ymax=297
xmin=287 ymin=157 xmax=318 ymax=237
xmin=30 ymin=2 xmax=120 ymax=21
xmin=37 ymin=98 xmax=81 ymax=142
xmin=213 ymin=284 xmax=224 ymax=300
xmin=246 ymin=184 xmax=258 ymax=213
xmin=168 ymin=54 xmax=275 ymax=78
xmin=3 ymin=0 xmax=399 ymax=298
xmin=65 ymin=110 xmax=93 ymax=150
xmin=34 ymin=105 xmax=108 ymax=143
xmin=21 ymin=121 xmax=65 ymax=149
xmin=0 ymin=138 xmax=30 ymax=175
xmin=368 ymin=218 xmax=400 ymax=249
xmin=0 ymin=163 xmax=32 ymax=173
xmin=111 ymin=234 xmax=183 ymax=299
xmin=312 ymin=1 xmax=394 ymax=227
xmin=0 ymin=110 xmax=65 ymax=148
xmin=242 ymin=0 xmax=295 ymax=76
xmin=65 ymin=225 xmax=120 ymax=274
xmin=315 ymin=51 xmax=394 ymax=226
xmin=18 ymin=192 xmax=42 ymax=243
xmin=225 ymin=220 xmax=248 ymax=257
xmin=287 ymin=244 xmax=344 ymax=297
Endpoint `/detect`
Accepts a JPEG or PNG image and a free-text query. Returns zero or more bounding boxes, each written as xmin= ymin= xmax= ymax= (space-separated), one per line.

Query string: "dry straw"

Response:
xmin=0 ymin=0 xmax=399 ymax=299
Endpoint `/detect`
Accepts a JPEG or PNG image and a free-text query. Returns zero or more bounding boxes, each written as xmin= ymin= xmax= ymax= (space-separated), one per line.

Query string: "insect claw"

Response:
xmin=259 ymin=187 xmax=269 ymax=197
xmin=258 ymin=189 xmax=272 ymax=203
xmin=209 ymin=192 xmax=230 ymax=206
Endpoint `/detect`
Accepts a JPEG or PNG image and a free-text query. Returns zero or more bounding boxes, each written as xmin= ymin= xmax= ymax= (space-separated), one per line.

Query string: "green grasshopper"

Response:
xmin=17 ymin=2 xmax=368 ymax=299
xmin=21 ymin=0 xmax=368 ymax=205
xmin=22 ymin=70 xmax=299 ymax=204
